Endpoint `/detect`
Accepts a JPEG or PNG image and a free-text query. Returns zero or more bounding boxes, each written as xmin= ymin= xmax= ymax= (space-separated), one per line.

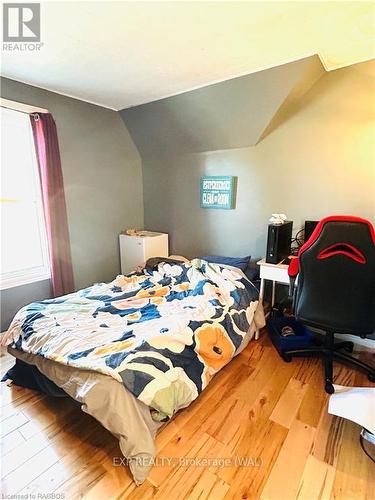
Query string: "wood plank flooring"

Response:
xmin=1 ymin=332 xmax=374 ymax=500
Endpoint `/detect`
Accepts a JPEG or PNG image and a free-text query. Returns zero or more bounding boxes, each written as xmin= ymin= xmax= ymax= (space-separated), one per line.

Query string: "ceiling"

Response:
xmin=1 ymin=1 xmax=374 ymax=111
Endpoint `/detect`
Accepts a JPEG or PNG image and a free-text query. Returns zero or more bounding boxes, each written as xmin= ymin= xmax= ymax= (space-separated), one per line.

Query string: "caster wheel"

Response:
xmin=325 ymin=382 xmax=335 ymax=394
xmin=368 ymin=373 xmax=375 ymax=383
xmin=282 ymin=353 xmax=292 ymax=363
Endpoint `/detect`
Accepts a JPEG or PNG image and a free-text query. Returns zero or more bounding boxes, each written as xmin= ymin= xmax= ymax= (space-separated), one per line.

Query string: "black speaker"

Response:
xmin=266 ymin=221 xmax=293 ymax=264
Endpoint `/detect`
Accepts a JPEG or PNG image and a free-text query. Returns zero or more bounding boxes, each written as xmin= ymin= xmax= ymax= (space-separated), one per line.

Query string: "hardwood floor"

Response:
xmin=1 ymin=333 xmax=374 ymax=500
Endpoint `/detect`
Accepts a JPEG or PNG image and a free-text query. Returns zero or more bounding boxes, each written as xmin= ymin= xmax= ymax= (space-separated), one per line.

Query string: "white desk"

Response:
xmin=257 ymin=258 xmax=296 ymax=308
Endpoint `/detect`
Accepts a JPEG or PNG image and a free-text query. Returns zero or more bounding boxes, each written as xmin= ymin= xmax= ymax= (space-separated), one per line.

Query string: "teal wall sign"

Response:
xmin=200 ymin=176 xmax=236 ymax=209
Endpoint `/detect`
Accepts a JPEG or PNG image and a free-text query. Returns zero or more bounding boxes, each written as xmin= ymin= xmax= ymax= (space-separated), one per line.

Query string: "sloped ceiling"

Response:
xmin=1 ymin=1 xmax=374 ymax=110
xmin=120 ymin=56 xmax=325 ymax=155
xmin=257 ymin=56 xmax=326 ymax=143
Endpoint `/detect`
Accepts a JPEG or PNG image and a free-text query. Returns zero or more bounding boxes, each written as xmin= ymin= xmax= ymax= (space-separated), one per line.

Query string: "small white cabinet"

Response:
xmin=119 ymin=231 xmax=169 ymax=275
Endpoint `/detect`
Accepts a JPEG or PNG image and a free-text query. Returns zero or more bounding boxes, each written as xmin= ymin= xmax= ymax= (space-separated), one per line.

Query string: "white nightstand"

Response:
xmin=255 ymin=258 xmax=299 ymax=340
xmin=257 ymin=258 xmax=296 ymax=308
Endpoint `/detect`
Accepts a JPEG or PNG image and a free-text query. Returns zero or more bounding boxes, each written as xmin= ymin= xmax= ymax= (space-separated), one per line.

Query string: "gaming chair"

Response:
xmin=287 ymin=215 xmax=375 ymax=394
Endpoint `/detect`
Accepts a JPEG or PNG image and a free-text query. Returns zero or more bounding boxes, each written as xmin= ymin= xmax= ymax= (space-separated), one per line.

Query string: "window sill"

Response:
xmin=0 ymin=272 xmax=51 ymax=291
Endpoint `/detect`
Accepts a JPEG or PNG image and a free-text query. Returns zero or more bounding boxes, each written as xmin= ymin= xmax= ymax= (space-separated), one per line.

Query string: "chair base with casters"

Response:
xmin=282 ymin=331 xmax=375 ymax=394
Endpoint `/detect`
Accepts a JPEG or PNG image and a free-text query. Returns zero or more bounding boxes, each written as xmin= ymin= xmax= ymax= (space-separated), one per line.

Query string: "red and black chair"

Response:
xmin=287 ymin=215 xmax=375 ymax=393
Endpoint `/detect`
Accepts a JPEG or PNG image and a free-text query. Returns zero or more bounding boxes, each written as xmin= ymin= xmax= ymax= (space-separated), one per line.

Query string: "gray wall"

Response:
xmin=1 ymin=280 xmax=51 ymax=332
xmin=122 ymin=60 xmax=375 ymax=259
xmin=2 ymin=59 xmax=374 ymax=331
xmin=122 ymin=57 xmax=321 ymax=156
xmin=1 ymin=77 xmax=143 ymax=330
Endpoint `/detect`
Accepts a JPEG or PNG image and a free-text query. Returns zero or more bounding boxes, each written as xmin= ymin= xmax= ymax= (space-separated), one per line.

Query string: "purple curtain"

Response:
xmin=30 ymin=113 xmax=74 ymax=297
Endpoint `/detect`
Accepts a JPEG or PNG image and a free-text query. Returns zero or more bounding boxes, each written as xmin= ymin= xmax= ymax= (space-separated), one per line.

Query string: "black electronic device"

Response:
xmin=304 ymin=220 xmax=319 ymax=243
xmin=266 ymin=221 xmax=293 ymax=264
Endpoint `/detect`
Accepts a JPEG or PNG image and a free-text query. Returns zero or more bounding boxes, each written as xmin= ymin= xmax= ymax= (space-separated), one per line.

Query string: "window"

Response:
xmin=1 ymin=107 xmax=50 ymax=289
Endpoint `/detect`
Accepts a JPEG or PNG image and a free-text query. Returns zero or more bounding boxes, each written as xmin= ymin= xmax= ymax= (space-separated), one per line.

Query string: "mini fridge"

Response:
xmin=119 ymin=231 xmax=169 ymax=275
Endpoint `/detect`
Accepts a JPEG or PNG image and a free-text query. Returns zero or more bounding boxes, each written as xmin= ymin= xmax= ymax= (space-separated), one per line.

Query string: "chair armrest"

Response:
xmin=288 ymin=257 xmax=299 ymax=278
xmin=288 ymin=257 xmax=299 ymax=297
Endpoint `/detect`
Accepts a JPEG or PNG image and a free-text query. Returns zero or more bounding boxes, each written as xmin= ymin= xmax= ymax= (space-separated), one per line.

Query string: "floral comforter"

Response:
xmin=4 ymin=259 xmax=260 ymax=419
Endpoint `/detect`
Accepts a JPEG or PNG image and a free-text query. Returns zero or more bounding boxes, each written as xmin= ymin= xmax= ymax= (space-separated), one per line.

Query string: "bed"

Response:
xmin=2 ymin=258 xmax=265 ymax=484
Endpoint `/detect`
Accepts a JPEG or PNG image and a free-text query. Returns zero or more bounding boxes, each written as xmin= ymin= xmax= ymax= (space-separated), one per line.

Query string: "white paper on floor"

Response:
xmin=329 ymin=385 xmax=375 ymax=434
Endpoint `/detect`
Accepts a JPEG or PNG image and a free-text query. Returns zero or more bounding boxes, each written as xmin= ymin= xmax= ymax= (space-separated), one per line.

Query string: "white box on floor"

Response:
xmin=119 ymin=231 xmax=169 ymax=275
